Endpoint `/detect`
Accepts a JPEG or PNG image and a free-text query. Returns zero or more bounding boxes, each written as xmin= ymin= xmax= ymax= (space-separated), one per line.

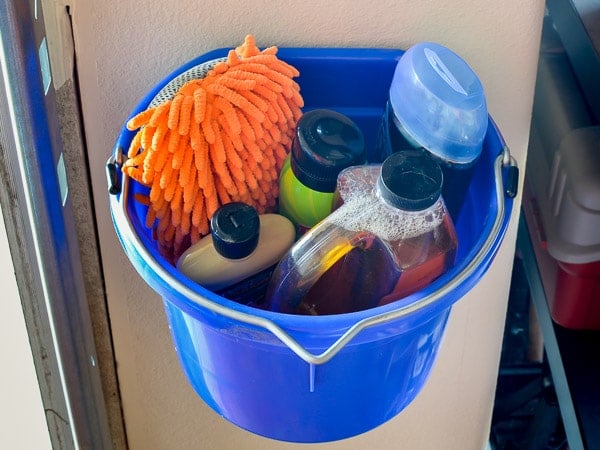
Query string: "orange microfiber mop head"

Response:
xmin=123 ymin=35 xmax=304 ymax=262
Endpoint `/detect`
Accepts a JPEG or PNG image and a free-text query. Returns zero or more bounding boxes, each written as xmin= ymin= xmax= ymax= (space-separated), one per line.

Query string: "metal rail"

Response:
xmin=0 ymin=1 xmax=112 ymax=448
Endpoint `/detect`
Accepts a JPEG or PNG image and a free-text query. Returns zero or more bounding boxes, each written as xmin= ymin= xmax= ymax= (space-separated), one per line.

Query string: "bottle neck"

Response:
xmin=388 ymin=102 xmax=422 ymax=149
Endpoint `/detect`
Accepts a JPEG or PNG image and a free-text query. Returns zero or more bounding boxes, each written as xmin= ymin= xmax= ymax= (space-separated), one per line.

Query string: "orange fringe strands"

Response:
xmin=123 ymin=35 xmax=304 ymax=261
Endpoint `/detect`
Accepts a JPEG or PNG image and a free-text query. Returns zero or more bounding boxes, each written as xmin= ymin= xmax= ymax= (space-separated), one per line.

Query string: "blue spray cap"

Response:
xmin=389 ymin=42 xmax=488 ymax=165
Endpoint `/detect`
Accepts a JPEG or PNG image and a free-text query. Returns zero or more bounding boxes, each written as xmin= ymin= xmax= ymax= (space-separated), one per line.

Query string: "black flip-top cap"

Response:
xmin=291 ymin=109 xmax=366 ymax=192
xmin=378 ymin=150 xmax=443 ymax=211
xmin=210 ymin=202 xmax=260 ymax=259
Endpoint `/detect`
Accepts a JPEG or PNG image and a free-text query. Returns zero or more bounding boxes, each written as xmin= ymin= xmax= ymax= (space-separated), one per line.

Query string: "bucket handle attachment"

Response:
xmin=108 ymin=144 xmax=518 ymax=365
xmin=106 ymin=147 xmax=124 ymax=195
xmin=503 ymin=148 xmax=519 ymax=198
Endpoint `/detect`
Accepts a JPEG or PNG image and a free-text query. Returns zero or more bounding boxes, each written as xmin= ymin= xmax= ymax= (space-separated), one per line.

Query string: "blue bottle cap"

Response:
xmin=389 ymin=42 xmax=488 ymax=165
xmin=292 ymin=109 xmax=366 ymax=192
xmin=210 ymin=202 xmax=260 ymax=259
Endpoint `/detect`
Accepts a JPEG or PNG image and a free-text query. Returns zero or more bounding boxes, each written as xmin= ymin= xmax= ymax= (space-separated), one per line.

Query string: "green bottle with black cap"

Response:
xmin=278 ymin=109 xmax=366 ymax=233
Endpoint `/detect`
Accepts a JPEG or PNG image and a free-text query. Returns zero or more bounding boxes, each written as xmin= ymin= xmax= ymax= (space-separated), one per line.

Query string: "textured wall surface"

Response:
xmin=71 ymin=1 xmax=544 ymax=448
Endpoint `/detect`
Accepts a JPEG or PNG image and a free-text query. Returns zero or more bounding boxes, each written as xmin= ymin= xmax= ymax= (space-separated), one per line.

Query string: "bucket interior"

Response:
xmin=110 ymin=47 xmax=514 ymax=442
xmin=115 ymin=47 xmax=507 ymax=340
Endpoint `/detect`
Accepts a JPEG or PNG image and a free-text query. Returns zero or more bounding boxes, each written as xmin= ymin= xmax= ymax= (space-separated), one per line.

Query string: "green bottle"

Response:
xmin=278 ymin=109 xmax=366 ymax=232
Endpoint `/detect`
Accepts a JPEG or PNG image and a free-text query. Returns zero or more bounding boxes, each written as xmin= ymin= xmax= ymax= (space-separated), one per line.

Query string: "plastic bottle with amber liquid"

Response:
xmin=263 ymin=150 xmax=458 ymax=315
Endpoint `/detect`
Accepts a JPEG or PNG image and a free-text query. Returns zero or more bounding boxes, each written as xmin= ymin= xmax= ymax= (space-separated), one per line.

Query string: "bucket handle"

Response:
xmin=108 ymin=144 xmax=517 ymax=365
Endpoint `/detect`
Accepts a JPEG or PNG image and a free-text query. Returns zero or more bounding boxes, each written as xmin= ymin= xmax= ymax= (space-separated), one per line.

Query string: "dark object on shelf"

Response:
xmin=491 ymin=256 xmax=567 ymax=450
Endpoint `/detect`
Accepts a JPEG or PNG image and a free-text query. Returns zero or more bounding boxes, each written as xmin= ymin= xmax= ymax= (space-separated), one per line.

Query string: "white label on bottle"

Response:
xmin=424 ymin=47 xmax=468 ymax=96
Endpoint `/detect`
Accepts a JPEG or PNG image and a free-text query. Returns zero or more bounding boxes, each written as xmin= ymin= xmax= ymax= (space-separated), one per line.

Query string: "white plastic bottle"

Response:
xmin=177 ymin=202 xmax=296 ymax=304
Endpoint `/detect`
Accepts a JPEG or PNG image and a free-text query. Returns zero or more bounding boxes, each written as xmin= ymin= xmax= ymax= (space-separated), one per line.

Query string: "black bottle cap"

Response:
xmin=378 ymin=150 xmax=443 ymax=211
xmin=291 ymin=109 xmax=366 ymax=192
xmin=210 ymin=202 xmax=260 ymax=259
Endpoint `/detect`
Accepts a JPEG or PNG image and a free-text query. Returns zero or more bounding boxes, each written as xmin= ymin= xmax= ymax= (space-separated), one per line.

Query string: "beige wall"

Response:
xmin=71 ymin=1 xmax=544 ymax=448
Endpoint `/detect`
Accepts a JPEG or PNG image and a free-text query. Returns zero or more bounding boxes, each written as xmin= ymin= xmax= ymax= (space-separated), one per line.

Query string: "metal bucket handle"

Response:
xmin=107 ymin=143 xmax=518 ymax=365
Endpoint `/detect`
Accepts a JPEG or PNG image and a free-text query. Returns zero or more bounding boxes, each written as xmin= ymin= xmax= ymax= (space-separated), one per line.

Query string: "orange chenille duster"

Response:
xmin=123 ymin=35 xmax=304 ymax=261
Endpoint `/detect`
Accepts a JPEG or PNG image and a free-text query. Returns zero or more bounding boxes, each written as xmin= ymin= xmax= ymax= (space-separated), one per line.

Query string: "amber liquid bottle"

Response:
xmin=264 ymin=150 xmax=458 ymax=315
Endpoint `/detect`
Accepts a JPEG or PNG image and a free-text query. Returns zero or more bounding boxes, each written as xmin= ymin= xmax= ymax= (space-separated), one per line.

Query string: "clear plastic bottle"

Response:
xmin=278 ymin=109 xmax=365 ymax=234
xmin=263 ymin=150 xmax=458 ymax=315
xmin=177 ymin=202 xmax=296 ymax=304
xmin=375 ymin=42 xmax=488 ymax=222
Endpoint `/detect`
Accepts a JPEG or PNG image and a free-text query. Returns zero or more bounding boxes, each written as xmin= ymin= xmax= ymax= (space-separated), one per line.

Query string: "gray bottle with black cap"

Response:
xmin=177 ymin=202 xmax=296 ymax=300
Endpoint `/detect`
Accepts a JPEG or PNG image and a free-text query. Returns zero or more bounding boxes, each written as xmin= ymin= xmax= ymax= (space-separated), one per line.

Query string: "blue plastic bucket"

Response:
xmin=108 ymin=47 xmax=517 ymax=443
